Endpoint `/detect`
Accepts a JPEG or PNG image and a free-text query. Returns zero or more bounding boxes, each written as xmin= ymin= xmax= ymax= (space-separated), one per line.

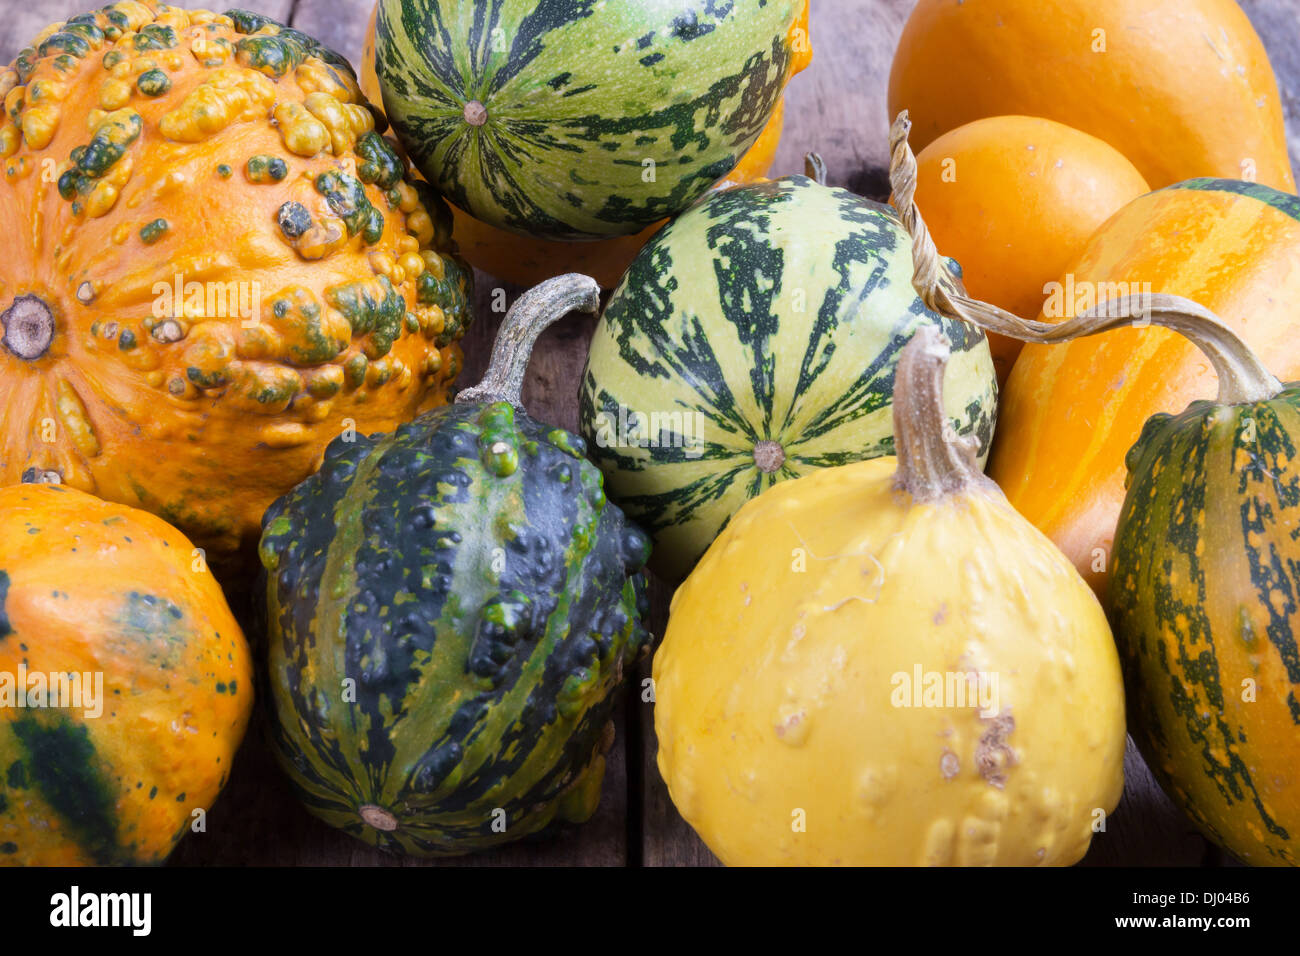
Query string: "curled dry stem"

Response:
xmin=886 ymin=111 xmax=1281 ymax=405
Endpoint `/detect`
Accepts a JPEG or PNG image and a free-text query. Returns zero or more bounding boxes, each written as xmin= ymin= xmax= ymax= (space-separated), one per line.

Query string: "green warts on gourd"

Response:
xmin=55 ymin=107 xmax=141 ymax=218
xmin=354 ymin=131 xmax=404 ymax=189
xmin=138 ymin=218 xmax=167 ymax=244
xmin=5 ymin=5 xmax=473 ymax=412
xmin=0 ymin=4 xmax=481 ymax=559
xmin=315 ymin=170 xmax=385 ymax=243
xmin=477 ymin=404 xmax=520 ymax=478
xmin=245 ymin=154 xmax=288 ymax=183
xmin=258 ymin=272 xmax=654 ymax=855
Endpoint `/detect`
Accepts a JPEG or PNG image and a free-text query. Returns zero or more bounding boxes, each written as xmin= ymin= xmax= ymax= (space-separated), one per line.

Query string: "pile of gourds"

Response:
xmin=1 ymin=0 xmax=1298 ymax=868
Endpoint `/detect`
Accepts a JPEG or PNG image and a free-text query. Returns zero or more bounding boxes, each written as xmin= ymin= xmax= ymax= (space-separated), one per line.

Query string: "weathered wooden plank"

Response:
xmin=771 ymin=0 xmax=914 ymax=198
xmin=1079 ymin=739 xmax=1215 ymax=867
xmin=288 ymin=0 xmax=372 ymax=64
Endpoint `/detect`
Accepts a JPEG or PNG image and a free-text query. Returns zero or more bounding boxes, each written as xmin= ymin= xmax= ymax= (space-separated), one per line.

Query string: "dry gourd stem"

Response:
xmin=1 ymin=294 xmax=56 ymax=360
xmin=892 ymin=325 xmax=997 ymax=502
xmin=886 ymin=111 xmax=1282 ymax=406
xmin=804 ymin=152 xmax=828 ymax=185
xmin=455 ymin=273 xmax=601 ymax=409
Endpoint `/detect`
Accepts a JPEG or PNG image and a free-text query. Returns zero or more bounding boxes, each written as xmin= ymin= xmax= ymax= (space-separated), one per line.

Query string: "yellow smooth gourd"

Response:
xmin=653 ymin=328 xmax=1126 ymax=866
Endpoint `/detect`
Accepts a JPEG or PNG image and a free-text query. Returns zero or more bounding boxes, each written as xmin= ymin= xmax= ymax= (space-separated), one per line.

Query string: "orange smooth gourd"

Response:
xmin=889 ymin=0 xmax=1296 ymax=192
xmin=989 ymin=180 xmax=1300 ymax=597
xmin=360 ymin=1 xmax=809 ymax=288
xmin=0 ymin=483 xmax=253 ymax=865
xmin=913 ymin=115 xmax=1150 ymax=381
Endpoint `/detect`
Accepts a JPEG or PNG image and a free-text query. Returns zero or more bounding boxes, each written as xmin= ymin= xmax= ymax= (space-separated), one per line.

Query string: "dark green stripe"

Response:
xmin=376 ymin=0 xmax=794 ymax=238
xmin=0 ymin=570 xmax=11 ymax=639
xmin=1165 ymin=178 xmax=1300 ymax=223
xmin=11 ymin=715 xmax=121 ymax=864
xmin=263 ymin=400 xmax=650 ymax=855
xmin=1112 ymin=394 xmax=1300 ymax=851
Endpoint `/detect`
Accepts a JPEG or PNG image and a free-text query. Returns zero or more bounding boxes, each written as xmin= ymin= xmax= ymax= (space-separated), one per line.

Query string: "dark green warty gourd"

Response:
xmin=259 ymin=274 xmax=652 ymax=857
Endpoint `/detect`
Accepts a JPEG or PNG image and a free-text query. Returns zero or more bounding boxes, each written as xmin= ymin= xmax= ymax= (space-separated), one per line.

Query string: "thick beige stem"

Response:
xmin=804 ymin=152 xmax=827 ymax=185
xmin=455 ymin=273 xmax=601 ymax=409
xmin=886 ymin=111 xmax=1282 ymax=406
xmin=892 ymin=325 xmax=996 ymax=503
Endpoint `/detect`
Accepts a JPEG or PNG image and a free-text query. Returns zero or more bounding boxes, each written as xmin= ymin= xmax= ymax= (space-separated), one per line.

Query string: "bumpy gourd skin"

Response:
xmin=1112 ymin=391 xmax=1300 ymax=866
xmin=0 ymin=483 xmax=253 ymax=865
xmin=0 ymin=3 xmax=473 ymax=559
xmin=655 ymin=460 xmax=1126 ymax=866
xmin=260 ymin=403 xmax=652 ymax=857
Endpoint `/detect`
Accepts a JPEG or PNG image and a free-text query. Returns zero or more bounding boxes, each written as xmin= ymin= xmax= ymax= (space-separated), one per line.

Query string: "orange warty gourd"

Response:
xmin=360 ymin=0 xmax=808 ymax=289
xmin=0 ymin=483 xmax=253 ymax=865
xmin=913 ymin=115 xmax=1150 ymax=382
xmin=889 ymin=0 xmax=1296 ymax=192
xmin=0 ymin=3 xmax=474 ymax=561
xmin=989 ymin=179 xmax=1300 ymax=596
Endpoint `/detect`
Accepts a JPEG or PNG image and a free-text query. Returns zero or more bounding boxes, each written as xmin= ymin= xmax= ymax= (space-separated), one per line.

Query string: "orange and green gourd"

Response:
xmin=990 ymin=180 xmax=1300 ymax=597
xmin=0 ymin=3 xmax=474 ymax=561
xmin=0 ymin=482 xmax=253 ymax=865
xmin=1106 ymin=299 xmax=1300 ymax=866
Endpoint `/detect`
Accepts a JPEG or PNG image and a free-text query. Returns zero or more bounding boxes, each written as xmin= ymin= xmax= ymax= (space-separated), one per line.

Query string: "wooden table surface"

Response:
xmin=4 ymin=0 xmax=1297 ymax=867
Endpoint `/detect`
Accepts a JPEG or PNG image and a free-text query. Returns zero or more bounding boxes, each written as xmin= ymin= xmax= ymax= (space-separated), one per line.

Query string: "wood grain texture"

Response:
xmin=771 ymin=0 xmax=914 ymax=199
xmin=4 ymin=0 xmax=1295 ymax=867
